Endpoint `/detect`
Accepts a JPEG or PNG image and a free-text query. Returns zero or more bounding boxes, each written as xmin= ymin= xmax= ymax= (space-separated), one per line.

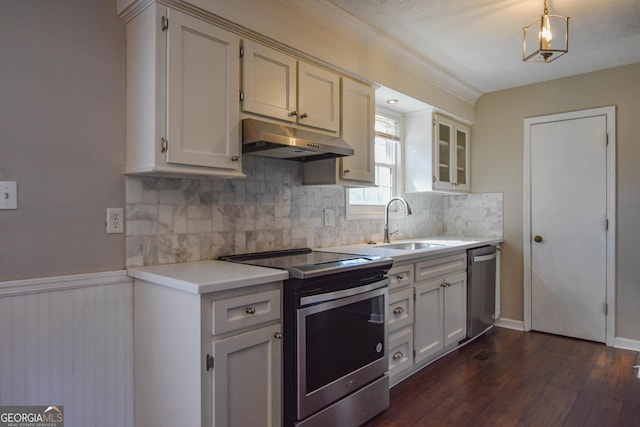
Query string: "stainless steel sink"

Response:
xmin=376 ymin=242 xmax=443 ymax=250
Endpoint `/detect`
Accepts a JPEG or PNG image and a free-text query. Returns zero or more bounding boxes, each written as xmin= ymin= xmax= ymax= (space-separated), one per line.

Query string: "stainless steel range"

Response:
xmin=219 ymin=248 xmax=393 ymax=427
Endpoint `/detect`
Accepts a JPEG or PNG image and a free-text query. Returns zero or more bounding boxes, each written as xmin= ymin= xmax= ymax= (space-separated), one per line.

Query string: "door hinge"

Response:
xmin=606 ymin=218 xmax=609 ymax=231
xmin=206 ymin=354 xmax=214 ymax=371
xmin=239 ymin=90 xmax=244 ymax=102
xmin=161 ymin=16 xmax=169 ymax=32
xmin=606 ymin=133 xmax=609 ymax=146
xmin=160 ymin=137 xmax=168 ymax=153
xmin=604 ymin=303 xmax=608 ymax=316
xmin=239 ymin=45 xmax=244 ymax=58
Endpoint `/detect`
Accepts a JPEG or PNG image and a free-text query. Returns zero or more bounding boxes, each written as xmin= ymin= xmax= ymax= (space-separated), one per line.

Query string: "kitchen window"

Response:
xmin=347 ymin=111 xmax=402 ymax=219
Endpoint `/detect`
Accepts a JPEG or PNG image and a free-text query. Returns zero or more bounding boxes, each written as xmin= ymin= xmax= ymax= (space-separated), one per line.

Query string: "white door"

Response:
xmin=529 ymin=114 xmax=608 ymax=342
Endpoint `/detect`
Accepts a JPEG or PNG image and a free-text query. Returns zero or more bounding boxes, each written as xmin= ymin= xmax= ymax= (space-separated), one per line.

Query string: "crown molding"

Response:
xmin=291 ymin=0 xmax=482 ymax=104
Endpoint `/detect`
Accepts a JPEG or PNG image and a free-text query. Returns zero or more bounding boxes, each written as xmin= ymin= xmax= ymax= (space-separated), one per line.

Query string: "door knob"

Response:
xmin=534 ymin=235 xmax=543 ymax=243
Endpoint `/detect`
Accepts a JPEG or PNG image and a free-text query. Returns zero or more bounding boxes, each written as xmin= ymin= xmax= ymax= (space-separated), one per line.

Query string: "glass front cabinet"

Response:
xmin=434 ymin=114 xmax=470 ymax=192
xmin=404 ymin=111 xmax=471 ymax=193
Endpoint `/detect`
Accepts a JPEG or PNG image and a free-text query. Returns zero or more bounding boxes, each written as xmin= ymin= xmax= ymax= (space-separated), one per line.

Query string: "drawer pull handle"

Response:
xmin=274 ymin=332 xmax=283 ymax=339
xmin=245 ymin=307 xmax=256 ymax=315
xmin=392 ymin=351 xmax=403 ymax=360
xmin=396 ymin=274 xmax=405 ymax=280
xmin=393 ymin=307 xmax=404 ymax=315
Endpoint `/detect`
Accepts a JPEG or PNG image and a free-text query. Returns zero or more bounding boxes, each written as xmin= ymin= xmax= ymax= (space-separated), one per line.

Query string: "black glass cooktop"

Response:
xmin=219 ymin=248 xmax=392 ymax=279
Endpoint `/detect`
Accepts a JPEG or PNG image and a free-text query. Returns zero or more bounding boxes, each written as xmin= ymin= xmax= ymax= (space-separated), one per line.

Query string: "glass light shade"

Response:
xmin=523 ymin=13 xmax=569 ymax=63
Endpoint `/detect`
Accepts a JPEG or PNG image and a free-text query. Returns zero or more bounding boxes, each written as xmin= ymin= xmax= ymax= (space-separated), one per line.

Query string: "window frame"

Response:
xmin=346 ymin=108 xmax=404 ymax=220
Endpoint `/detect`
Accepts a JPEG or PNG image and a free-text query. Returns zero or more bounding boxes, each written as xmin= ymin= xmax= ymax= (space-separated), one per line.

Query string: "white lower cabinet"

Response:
xmin=212 ymin=323 xmax=282 ymax=427
xmin=386 ymin=252 xmax=468 ymax=386
xmin=133 ymin=280 xmax=282 ymax=427
xmin=414 ymin=271 xmax=467 ymax=365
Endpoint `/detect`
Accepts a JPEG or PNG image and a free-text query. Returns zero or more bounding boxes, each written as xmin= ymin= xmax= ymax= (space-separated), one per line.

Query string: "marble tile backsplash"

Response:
xmin=126 ymin=157 xmax=502 ymax=267
xmin=443 ymin=193 xmax=504 ymax=238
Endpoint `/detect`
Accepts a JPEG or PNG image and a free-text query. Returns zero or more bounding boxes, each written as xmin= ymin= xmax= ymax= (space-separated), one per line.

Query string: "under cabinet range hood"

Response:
xmin=242 ymin=118 xmax=354 ymax=161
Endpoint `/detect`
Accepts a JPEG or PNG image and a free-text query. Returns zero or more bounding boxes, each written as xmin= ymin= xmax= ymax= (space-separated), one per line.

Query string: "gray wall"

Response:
xmin=472 ymin=63 xmax=640 ymax=341
xmin=0 ymin=0 xmax=126 ymax=280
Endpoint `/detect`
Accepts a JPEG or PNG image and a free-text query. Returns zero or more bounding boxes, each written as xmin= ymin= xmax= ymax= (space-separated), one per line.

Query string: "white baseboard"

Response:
xmin=614 ymin=337 xmax=640 ymax=352
xmin=493 ymin=319 xmax=640 ymax=351
xmin=494 ymin=317 xmax=525 ymax=331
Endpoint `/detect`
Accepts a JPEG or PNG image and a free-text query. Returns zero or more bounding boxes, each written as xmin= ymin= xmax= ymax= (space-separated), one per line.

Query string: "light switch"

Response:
xmin=0 ymin=181 xmax=17 ymax=210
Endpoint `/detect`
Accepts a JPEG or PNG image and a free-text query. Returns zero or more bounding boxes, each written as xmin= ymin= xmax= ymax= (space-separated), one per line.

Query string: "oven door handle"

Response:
xmin=300 ymin=278 xmax=389 ymax=306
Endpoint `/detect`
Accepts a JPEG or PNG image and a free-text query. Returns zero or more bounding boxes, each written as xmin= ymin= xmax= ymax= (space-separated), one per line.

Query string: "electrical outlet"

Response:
xmin=106 ymin=208 xmax=124 ymax=234
xmin=323 ymin=208 xmax=336 ymax=226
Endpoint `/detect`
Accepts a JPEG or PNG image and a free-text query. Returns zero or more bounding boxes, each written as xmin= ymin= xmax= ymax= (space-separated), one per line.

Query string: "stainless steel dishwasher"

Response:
xmin=467 ymin=245 xmax=497 ymax=339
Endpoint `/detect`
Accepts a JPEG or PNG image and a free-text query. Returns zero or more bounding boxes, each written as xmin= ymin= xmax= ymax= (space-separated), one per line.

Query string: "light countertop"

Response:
xmin=127 ymin=260 xmax=289 ymax=294
xmin=128 ymin=236 xmax=501 ymax=294
xmin=317 ymin=236 xmax=502 ymax=263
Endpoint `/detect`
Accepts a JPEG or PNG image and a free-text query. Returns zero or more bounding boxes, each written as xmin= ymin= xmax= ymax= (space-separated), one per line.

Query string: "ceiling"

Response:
xmin=307 ymin=0 xmax=640 ymax=99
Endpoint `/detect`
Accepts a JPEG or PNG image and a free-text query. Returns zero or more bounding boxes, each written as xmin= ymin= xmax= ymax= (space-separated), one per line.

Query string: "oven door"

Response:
xmin=296 ymin=280 xmax=388 ymax=420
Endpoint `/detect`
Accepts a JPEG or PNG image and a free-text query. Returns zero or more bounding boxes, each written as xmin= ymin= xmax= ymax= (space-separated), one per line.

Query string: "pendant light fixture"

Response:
xmin=523 ymin=0 xmax=569 ymax=63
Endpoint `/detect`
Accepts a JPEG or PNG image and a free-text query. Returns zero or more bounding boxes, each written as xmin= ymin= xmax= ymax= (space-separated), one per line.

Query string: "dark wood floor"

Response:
xmin=364 ymin=327 xmax=640 ymax=427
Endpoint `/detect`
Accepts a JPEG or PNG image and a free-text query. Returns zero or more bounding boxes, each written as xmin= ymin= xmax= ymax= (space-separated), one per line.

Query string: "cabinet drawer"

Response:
xmin=388 ymin=288 xmax=413 ymax=332
xmin=388 ymin=328 xmax=413 ymax=378
xmin=415 ymin=252 xmax=467 ymax=283
xmin=387 ymin=264 xmax=414 ymax=290
xmin=212 ymin=289 xmax=281 ymax=335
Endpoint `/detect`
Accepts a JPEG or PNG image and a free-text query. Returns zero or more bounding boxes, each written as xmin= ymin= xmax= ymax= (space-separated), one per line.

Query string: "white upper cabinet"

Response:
xmin=303 ymin=77 xmax=375 ymax=186
xmin=125 ymin=5 xmax=244 ymax=178
xmin=433 ymin=114 xmax=470 ymax=192
xmin=404 ymin=110 xmax=471 ymax=193
xmin=241 ymin=41 xmax=297 ymax=123
xmin=296 ymin=61 xmax=340 ymax=132
xmin=339 ymin=77 xmax=375 ymax=183
xmin=242 ymin=40 xmax=340 ymax=133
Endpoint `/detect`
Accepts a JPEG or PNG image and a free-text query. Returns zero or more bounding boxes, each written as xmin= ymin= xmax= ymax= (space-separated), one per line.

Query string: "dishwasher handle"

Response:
xmin=472 ymin=252 xmax=497 ymax=263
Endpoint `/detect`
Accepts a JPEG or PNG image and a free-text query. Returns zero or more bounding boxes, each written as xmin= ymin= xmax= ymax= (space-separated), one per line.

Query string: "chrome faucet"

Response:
xmin=383 ymin=197 xmax=413 ymax=243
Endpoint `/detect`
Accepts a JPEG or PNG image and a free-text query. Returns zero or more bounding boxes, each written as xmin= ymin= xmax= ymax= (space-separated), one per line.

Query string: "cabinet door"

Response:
xmin=433 ymin=114 xmax=455 ymax=191
xmin=340 ymin=78 xmax=375 ymax=184
xmin=211 ymin=323 xmax=282 ymax=427
xmin=443 ymin=272 xmax=467 ymax=347
xmin=242 ymin=40 xmax=297 ymax=123
xmin=297 ymin=61 xmax=340 ymax=133
xmin=413 ymin=279 xmax=444 ymax=364
xmin=453 ymin=123 xmax=471 ymax=192
xmin=165 ymin=9 xmax=241 ymax=171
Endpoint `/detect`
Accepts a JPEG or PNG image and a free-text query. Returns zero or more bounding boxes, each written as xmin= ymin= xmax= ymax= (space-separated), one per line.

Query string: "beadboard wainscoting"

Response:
xmin=0 ymin=271 xmax=133 ymax=427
